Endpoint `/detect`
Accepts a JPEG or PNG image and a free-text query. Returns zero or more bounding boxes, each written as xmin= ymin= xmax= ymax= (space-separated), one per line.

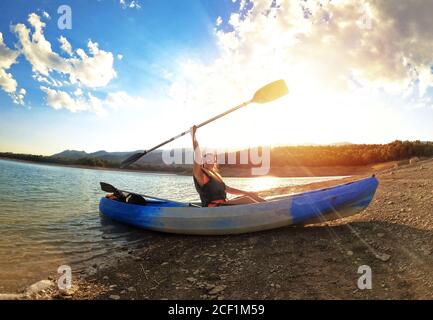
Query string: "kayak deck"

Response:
xmin=99 ymin=176 xmax=379 ymax=235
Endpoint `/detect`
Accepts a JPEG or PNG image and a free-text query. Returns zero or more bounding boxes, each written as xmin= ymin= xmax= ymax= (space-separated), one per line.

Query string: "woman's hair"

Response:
xmin=202 ymin=153 xmax=219 ymax=172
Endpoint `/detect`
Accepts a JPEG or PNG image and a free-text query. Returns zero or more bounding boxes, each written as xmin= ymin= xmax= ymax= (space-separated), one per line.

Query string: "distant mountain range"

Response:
xmin=51 ymin=149 xmax=181 ymax=165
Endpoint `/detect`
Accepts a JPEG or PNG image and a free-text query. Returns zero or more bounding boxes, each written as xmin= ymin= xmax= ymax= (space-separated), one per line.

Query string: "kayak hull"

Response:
xmin=99 ymin=176 xmax=378 ymax=235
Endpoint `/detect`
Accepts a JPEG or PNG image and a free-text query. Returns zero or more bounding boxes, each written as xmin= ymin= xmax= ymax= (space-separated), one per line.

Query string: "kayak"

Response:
xmin=99 ymin=176 xmax=378 ymax=235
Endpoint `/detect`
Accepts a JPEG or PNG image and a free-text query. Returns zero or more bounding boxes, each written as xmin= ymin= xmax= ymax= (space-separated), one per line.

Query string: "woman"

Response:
xmin=191 ymin=125 xmax=266 ymax=207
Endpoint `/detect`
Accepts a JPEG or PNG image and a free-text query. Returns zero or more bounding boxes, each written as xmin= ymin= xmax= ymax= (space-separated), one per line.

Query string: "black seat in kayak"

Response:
xmin=125 ymin=193 xmax=147 ymax=205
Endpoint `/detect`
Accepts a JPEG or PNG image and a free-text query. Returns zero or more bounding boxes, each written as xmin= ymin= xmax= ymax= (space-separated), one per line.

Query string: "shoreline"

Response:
xmin=0 ymin=156 xmax=396 ymax=178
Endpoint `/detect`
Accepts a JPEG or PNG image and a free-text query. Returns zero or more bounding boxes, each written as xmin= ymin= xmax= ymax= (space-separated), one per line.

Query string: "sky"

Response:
xmin=0 ymin=0 xmax=432 ymax=155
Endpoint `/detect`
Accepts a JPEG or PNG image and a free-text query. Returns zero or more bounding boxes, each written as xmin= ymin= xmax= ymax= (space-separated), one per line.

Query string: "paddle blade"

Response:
xmin=251 ymin=80 xmax=288 ymax=104
xmin=120 ymin=152 xmax=144 ymax=168
xmin=100 ymin=182 xmax=117 ymax=193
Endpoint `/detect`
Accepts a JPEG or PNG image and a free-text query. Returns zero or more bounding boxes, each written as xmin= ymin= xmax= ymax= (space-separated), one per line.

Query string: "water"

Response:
xmin=0 ymin=159 xmax=344 ymax=292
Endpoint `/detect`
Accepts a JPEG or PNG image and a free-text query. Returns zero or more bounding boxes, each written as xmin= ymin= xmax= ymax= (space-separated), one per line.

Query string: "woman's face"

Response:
xmin=203 ymin=153 xmax=216 ymax=169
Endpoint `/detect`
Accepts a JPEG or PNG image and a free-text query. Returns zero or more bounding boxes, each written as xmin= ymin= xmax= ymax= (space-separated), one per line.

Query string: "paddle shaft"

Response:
xmin=140 ymin=101 xmax=250 ymax=157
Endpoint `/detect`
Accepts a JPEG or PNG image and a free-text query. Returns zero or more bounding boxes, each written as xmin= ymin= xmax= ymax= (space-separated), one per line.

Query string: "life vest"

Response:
xmin=193 ymin=168 xmax=227 ymax=207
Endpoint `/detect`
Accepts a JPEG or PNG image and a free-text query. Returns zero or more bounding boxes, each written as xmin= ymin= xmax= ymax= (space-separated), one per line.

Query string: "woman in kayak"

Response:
xmin=191 ymin=125 xmax=265 ymax=207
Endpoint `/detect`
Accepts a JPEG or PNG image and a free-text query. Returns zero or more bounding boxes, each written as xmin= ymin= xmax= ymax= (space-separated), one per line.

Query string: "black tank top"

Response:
xmin=193 ymin=169 xmax=227 ymax=207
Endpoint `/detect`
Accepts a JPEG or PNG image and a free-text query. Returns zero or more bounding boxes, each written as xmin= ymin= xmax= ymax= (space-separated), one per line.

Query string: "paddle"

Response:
xmin=120 ymin=79 xmax=289 ymax=168
xmin=100 ymin=182 xmax=191 ymax=205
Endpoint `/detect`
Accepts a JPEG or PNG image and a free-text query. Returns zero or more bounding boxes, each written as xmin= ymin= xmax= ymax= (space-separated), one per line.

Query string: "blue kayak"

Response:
xmin=99 ymin=176 xmax=378 ymax=235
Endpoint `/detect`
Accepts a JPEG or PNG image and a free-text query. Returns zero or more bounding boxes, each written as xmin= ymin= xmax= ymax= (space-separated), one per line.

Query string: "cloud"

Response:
xmin=14 ymin=13 xmax=117 ymax=89
xmin=0 ymin=32 xmax=26 ymax=104
xmin=117 ymin=54 xmax=123 ymax=60
xmin=167 ymin=0 xmax=433 ymax=113
xmin=0 ymin=32 xmax=19 ymax=93
xmin=216 ymin=16 xmax=223 ymax=27
xmin=41 ymin=86 xmax=89 ymax=113
xmin=41 ymin=86 xmax=145 ymax=115
xmin=104 ymin=91 xmax=146 ymax=109
xmin=58 ymin=36 xmax=72 ymax=56
xmin=119 ymin=0 xmax=141 ymax=10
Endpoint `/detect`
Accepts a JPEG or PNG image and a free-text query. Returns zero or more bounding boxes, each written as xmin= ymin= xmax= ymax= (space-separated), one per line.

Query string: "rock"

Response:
xmin=387 ymin=201 xmax=394 ymax=205
xmin=26 ymin=280 xmax=55 ymax=296
xmin=103 ymin=276 xmax=109 ymax=280
xmin=204 ymin=283 xmax=215 ymax=290
xmin=409 ymin=157 xmax=419 ymax=165
xmin=0 ymin=293 xmax=25 ymax=300
xmin=208 ymin=285 xmax=226 ymax=295
xmin=347 ymin=250 xmax=354 ymax=256
xmin=376 ymin=253 xmax=391 ymax=262
xmin=421 ymin=248 xmax=431 ymax=256
xmin=109 ymin=295 xmax=120 ymax=300
xmin=161 ymin=262 xmax=169 ymax=266
xmin=60 ymin=287 xmax=77 ymax=297
xmin=186 ymin=277 xmax=196 ymax=283
xmin=377 ymin=233 xmax=385 ymax=238
xmin=127 ymin=287 xmax=136 ymax=292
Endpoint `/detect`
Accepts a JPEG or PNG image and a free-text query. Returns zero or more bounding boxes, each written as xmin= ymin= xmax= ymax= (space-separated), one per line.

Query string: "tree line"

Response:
xmin=269 ymin=140 xmax=433 ymax=167
xmin=1 ymin=140 xmax=432 ymax=170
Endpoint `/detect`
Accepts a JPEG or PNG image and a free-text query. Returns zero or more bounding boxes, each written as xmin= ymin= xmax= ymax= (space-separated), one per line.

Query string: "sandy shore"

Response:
xmin=3 ymin=157 xmax=433 ymax=300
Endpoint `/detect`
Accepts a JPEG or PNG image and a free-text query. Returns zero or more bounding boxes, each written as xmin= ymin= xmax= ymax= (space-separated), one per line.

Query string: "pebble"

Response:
xmin=376 ymin=253 xmax=391 ymax=262
xmin=208 ymin=285 xmax=226 ymax=295
xmin=186 ymin=277 xmax=196 ymax=283
xmin=127 ymin=287 xmax=136 ymax=292
xmin=103 ymin=276 xmax=109 ymax=280
xmin=26 ymin=280 xmax=55 ymax=296
xmin=161 ymin=262 xmax=169 ymax=266
xmin=377 ymin=233 xmax=385 ymax=238
xmin=109 ymin=295 xmax=120 ymax=300
xmin=347 ymin=250 xmax=354 ymax=256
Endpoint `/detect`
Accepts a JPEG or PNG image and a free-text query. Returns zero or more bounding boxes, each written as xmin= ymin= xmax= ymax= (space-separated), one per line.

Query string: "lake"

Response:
xmin=0 ymin=159 xmax=345 ymax=293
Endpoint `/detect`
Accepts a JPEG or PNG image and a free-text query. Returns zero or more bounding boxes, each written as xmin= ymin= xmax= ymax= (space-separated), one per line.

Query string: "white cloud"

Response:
xmin=12 ymin=88 xmax=26 ymax=105
xmin=104 ymin=91 xmax=146 ymax=109
xmin=0 ymin=32 xmax=26 ymax=105
xmin=0 ymin=32 xmax=19 ymax=94
xmin=167 ymin=0 xmax=433 ymax=114
xmin=117 ymin=54 xmax=123 ymax=60
xmin=119 ymin=0 xmax=141 ymax=10
xmin=14 ymin=13 xmax=117 ymax=89
xmin=58 ymin=36 xmax=72 ymax=56
xmin=41 ymin=86 xmax=88 ymax=113
xmin=73 ymin=88 xmax=83 ymax=96
xmin=41 ymin=86 xmax=145 ymax=115
xmin=216 ymin=16 xmax=223 ymax=26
